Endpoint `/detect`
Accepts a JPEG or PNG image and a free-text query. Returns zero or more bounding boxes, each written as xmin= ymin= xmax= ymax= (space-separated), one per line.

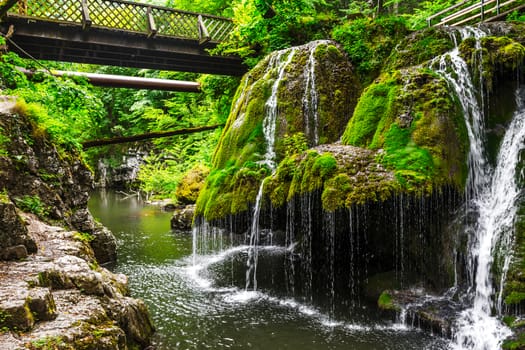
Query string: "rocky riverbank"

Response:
xmin=0 ymin=97 xmax=155 ymax=349
xmin=0 ymin=213 xmax=155 ymax=350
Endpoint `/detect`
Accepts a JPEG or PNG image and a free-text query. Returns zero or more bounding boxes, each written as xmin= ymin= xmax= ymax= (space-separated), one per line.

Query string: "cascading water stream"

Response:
xmin=246 ymin=49 xmax=296 ymax=290
xmin=302 ymin=40 xmax=329 ymax=146
xmin=433 ymin=27 xmax=525 ymax=349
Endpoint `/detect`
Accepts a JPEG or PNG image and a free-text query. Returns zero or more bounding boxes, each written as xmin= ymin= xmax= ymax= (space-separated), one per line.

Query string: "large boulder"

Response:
xmin=196 ymin=40 xmax=361 ymax=221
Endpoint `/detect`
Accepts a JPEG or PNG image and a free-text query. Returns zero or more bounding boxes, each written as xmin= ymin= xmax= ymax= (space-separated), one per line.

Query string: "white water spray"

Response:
xmin=434 ymin=27 xmax=525 ymax=349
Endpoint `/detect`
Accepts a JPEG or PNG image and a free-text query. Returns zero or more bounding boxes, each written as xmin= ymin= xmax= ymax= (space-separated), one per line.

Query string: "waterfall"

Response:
xmin=302 ymin=41 xmax=330 ymax=146
xmin=434 ymin=28 xmax=525 ymax=349
xmin=246 ymin=49 xmax=296 ymax=290
xmin=260 ymin=49 xmax=296 ymax=170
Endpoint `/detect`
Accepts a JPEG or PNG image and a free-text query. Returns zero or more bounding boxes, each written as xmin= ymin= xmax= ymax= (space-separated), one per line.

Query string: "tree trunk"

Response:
xmin=82 ymin=124 xmax=223 ymax=149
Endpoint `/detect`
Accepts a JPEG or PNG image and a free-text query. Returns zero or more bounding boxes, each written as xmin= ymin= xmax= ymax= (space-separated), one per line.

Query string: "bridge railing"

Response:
xmin=7 ymin=0 xmax=235 ymax=43
xmin=427 ymin=0 xmax=525 ymax=26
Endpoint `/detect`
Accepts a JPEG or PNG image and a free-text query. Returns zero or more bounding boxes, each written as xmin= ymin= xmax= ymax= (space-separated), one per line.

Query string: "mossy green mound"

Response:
xmin=342 ymin=68 xmax=469 ymax=193
xmin=175 ymin=164 xmax=210 ymax=205
xmin=196 ymin=40 xmax=361 ymax=220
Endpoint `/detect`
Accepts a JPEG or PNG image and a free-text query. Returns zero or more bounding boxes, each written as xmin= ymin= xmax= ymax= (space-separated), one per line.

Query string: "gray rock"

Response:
xmin=0 ymin=245 xmax=28 ymax=260
xmin=90 ymin=224 xmax=118 ymax=264
xmin=171 ymin=204 xmax=195 ymax=230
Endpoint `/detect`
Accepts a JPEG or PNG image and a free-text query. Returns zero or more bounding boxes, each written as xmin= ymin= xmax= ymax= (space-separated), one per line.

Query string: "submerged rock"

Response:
xmin=378 ymin=288 xmax=462 ymax=338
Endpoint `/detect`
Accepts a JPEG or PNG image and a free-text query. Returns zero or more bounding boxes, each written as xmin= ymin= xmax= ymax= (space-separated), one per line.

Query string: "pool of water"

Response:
xmin=88 ymin=190 xmax=448 ymax=350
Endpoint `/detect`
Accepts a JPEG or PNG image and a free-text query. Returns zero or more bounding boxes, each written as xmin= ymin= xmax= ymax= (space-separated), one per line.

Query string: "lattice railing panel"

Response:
xmin=152 ymin=7 xmax=198 ymax=39
xmin=202 ymin=17 xmax=235 ymax=42
xmin=89 ymin=0 xmax=148 ymax=33
xmin=9 ymin=0 xmax=235 ymax=43
xmin=11 ymin=0 xmax=82 ymax=23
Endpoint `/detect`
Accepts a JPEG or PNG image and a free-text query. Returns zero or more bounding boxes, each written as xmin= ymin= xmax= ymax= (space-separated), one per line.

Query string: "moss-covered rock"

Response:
xmin=458 ymin=35 xmax=525 ymax=92
xmin=175 ymin=164 xmax=210 ymax=205
xmin=342 ymin=68 xmax=469 ymax=193
xmin=384 ymin=26 xmax=456 ymax=72
xmin=196 ymin=40 xmax=361 ymax=221
xmin=264 ymin=144 xmax=398 ymax=212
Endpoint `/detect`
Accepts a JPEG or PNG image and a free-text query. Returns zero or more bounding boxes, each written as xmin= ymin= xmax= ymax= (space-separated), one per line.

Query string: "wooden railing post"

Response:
xmin=147 ymin=6 xmax=157 ymax=37
xmin=481 ymin=0 xmax=485 ymax=21
xmin=198 ymin=15 xmax=210 ymax=44
xmin=496 ymin=0 xmax=500 ymax=14
xmin=81 ymin=0 xmax=92 ymax=29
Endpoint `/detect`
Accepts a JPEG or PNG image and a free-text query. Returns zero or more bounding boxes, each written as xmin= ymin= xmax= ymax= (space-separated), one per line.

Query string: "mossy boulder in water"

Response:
xmin=196 ymin=40 xmax=361 ymax=221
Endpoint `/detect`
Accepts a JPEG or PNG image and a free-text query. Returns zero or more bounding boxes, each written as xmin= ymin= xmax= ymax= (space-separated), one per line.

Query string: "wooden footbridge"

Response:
xmin=427 ymin=0 xmax=525 ymax=26
xmin=0 ymin=0 xmax=247 ymax=76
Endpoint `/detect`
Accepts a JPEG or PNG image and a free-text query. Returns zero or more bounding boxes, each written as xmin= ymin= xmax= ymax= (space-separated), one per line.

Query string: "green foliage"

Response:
xmin=13 ymin=195 xmax=48 ymax=217
xmin=332 ymin=16 xmax=410 ymax=85
xmin=402 ymin=0 xmax=456 ymax=29
xmin=73 ymin=232 xmax=95 ymax=243
xmin=507 ymin=10 xmax=525 ymax=22
xmin=215 ymin=0 xmax=339 ymax=67
xmin=84 ymin=66 xmax=239 ymax=199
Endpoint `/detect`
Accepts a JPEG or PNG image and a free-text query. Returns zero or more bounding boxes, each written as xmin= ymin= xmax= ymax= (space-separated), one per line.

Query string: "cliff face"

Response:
xmin=0 ymin=99 xmax=154 ymax=349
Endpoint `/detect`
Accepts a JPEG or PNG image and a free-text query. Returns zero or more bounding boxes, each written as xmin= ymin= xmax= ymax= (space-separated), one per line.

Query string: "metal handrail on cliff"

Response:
xmin=427 ymin=0 xmax=525 ymax=26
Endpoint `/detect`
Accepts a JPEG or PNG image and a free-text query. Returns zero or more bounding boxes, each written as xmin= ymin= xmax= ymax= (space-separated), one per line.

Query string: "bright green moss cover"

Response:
xmin=342 ymin=68 xmax=469 ymax=192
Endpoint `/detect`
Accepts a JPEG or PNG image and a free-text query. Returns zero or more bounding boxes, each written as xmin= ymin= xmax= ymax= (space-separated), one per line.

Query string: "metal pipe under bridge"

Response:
xmin=0 ymin=0 xmax=247 ymax=76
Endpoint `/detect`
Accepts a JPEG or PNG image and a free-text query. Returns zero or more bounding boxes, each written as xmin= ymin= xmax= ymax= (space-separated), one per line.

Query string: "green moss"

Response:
xmin=175 ymin=164 xmax=210 ymax=204
xmin=321 ymin=173 xmax=352 ymax=212
xmin=384 ymin=27 xmax=455 ymax=71
xmin=459 ymin=36 xmax=525 ymax=92
xmin=0 ymin=188 xmax=9 ymax=203
xmin=73 ymin=232 xmax=94 ymax=243
xmin=342 ymin=76 xmax=399 ymax=147
xmin=197 ymin=41 xmax=360 ymax=220
xmin=29 ymin=336 xmax=69 ymax=350
xmin=377 ymin=291 xmax=399 ymax=311
xmin=342 ymin=68 xmax=468 ymax=193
